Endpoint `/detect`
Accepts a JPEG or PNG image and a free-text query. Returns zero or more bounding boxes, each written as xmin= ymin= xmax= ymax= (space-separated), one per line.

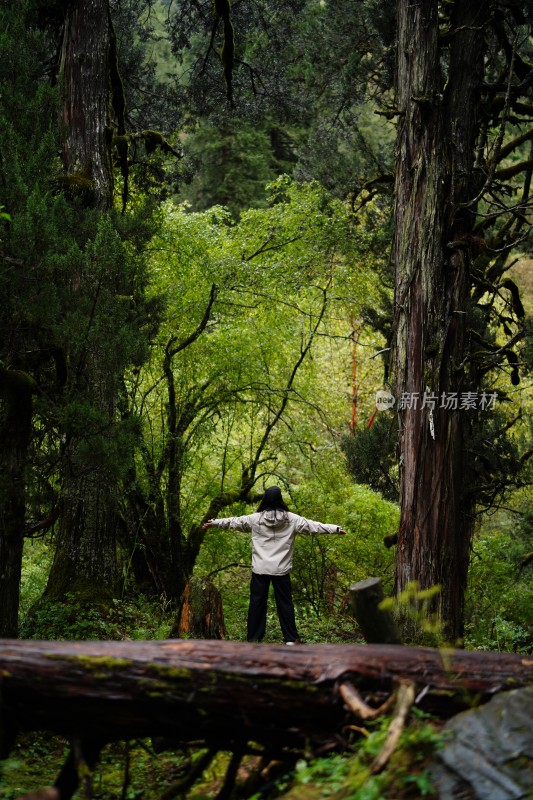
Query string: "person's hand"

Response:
xmin=338 ymin=528 xmax=347 ymax=535
xmin=202 ymin=519 xmax=215 ymax=529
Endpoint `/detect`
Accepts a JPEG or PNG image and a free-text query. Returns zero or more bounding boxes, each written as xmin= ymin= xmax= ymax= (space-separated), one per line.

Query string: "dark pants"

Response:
xmin=247 ymin=572 xmax=300 ymax=642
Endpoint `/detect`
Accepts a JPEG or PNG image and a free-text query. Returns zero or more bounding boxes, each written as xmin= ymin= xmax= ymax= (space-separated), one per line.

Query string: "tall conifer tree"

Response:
xmin=391 ymin=0 xmax=532 ymax=639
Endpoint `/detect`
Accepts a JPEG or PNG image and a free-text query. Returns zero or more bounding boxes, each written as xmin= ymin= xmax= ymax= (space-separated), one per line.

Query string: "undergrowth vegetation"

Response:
xmin=3 ymin=487 xmax=530 ymax=799
xmin=16 ymin=485 xmax=531 ymax=653
xmin=1 ymin=712 xmax=447 ymax=800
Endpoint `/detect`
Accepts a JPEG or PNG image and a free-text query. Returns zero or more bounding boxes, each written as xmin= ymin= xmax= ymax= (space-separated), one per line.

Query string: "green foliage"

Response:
xmin=179 ymin=117 xmax=297 ymax=216
xmin=380 ymin=582 xmax=444 ymax=648
xmin=0 ymin=735 xmax=70 ymax=800
xmin=19 ymin=538 xmax=53 ymax=620
xmin=20 ymin=538 xmax=173 ymax=640
xmin=289 ymin=462 xmax=399 ymax=613
xmin=3 ymin=706 xmax=446 ymax=800
xmin=126 ymin=176 xmax=386 ymax=595
xmin=464 ymin=507 xmax=533 ymax=653
xmin=251 ymin=708 xmax=445 ymax=800
xmin=0 ymin=2 xmax=58 ymax=198
xmin=0 ymin=0 xmax=63 ymax=346
xmin=0 ymin=736 xmax=194 ymax=800
xmin=466 ymin=406 xmax=527 ymax=516
xmin=341 ymin=414 xmax=399 ymax=502
xmin=19 ymin=593 xmax=173 ymax=641
xmin=165 ymin=0 xmax=397 ymax=203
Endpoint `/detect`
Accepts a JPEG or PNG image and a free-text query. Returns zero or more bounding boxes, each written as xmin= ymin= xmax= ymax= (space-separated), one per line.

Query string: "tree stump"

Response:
xmin=349 ymin=577 xmax=402 ymax=644
xmin=172 ymin=576 xmax=226 ymax=639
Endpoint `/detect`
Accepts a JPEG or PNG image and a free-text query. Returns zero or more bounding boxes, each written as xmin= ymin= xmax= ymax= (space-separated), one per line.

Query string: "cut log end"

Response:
xmin=349 ymin=578 xmax=402 ymax=645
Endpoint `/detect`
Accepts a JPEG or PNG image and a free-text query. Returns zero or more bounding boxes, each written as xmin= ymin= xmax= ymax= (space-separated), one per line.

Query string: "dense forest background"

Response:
xmin=0 ymin=0 xmax=532 ymax=797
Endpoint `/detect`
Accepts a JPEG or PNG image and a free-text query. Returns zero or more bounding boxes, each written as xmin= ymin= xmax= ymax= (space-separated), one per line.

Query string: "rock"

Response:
xmin=430 ymin=686 xmax=533 ymax=799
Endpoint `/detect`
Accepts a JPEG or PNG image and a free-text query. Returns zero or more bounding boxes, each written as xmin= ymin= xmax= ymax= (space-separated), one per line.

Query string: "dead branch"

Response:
xmin=495 ymin=157 xmax=533 ymax=181
xmin=370 ymin=680 xmax=416 ymax=774
xmin=338 ymin=681 xmax=396 ymax=721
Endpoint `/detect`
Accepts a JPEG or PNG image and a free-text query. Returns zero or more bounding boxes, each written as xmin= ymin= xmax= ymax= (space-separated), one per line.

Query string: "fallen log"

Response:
xmin=0 ymin=639 xmax=531 ymax=757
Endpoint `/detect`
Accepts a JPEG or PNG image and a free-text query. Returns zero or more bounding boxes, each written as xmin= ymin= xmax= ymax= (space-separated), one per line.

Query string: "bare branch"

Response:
xmin=491 ymin=124 xmax=533 ymax=166
xmin=167 ymin=284 xmax=218 ymax=358
xmin=459 ymin=35 xmax=518 ymax=209
xmin=370 ymin=680 xmax=416 ymax=774
xmin=338 ymin=681 xmax=396 ymax=721
xmin=495 ymin=157 xmax=533 ymax=181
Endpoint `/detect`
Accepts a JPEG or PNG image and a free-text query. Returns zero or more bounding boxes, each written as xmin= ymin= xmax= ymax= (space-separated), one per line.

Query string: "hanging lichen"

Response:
xmin=202 ymin=0 xmax=236 ymax=106
xmin=217 ymin=0 xmax=235 ymax=105
xmin=140 ymin=130 xmax=182 ymax=158
xmin=108 ymin=6 xmax=128 ymax=213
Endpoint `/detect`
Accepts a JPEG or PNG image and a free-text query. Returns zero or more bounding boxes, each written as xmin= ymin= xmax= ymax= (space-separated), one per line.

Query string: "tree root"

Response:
xmin=216 ymin=749 xmax=243 ymax=800
xmin=339 ymin=678 xmax=416 ymax=774
xmin=14 ymin=738 xmax=103 ymax=800
xmin=338 ymin=680 xmax=396 ymax=720
xmin=160 ymin=747 xmax=218 ymax=800
xmin=370 ymin=680 xmax=416 ymax=774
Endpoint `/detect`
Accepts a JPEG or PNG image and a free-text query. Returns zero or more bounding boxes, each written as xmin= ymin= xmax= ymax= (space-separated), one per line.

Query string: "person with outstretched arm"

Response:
xmin=203 ymin=486 xmax=347 ymax=644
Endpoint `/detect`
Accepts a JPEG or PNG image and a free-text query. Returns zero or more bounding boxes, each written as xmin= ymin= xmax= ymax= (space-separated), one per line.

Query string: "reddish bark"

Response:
xmin=392 ymin=0 xmax=485 ymax=639
xmin=174 ymin=577 xmax=226 ymax=639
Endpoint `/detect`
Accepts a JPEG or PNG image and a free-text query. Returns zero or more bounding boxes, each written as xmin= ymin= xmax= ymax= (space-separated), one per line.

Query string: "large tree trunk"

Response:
xmin=59 ymin=0 xmax=114 ymax=210
xmin=46 ymin=429 xmax=118 ymax=602
xmin=392 ymin=0 xmax=484 ymax=640
xmin=1 ymin=640 xmax=530 ymax=755
xmin=0 ymin=371 xmax=35 ymax=637
xmin=45 ymin=0 xmax=118 ymax=601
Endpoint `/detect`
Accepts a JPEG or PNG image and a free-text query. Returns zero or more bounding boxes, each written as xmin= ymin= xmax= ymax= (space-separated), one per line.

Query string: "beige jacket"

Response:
xmin=211 ymin=510 xmax=341 ymax=575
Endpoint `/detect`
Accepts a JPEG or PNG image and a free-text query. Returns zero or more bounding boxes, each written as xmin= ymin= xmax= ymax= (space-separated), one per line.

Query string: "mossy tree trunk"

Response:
xmin=45 ymin=0 xmax=118 ymax=603
xmin=46 ymin=354 xmax=118 ymax=602
xmin=391 ymin=0 xmax=484 ymax=640
xmin=59 ymin=0 xmax=114 ymax=210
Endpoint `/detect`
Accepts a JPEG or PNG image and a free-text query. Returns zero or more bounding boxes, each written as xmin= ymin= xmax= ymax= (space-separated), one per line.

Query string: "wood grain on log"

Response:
xmin=0 ymin=640 xmax=531 ymax=754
